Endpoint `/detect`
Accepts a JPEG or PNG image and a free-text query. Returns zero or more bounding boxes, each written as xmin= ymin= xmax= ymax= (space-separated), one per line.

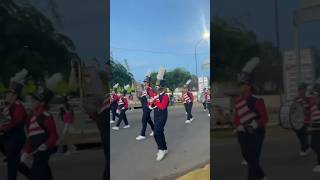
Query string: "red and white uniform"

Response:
xmin=234 ymin=95 xmax=268 ymax=128
xmin=117 ymin=96 xmax=128 ymax=110
xmin=295 ymin=95 xmax=311 ymax=123
xmin=204 ymin=91 xmax=211 ymax=103
xmin=146 ymin=86 xmax=153 ymax=97
xmin=153 ymin=92 xmax=169 ymax=111
xmin=23 ymin=109 xmax=58 ymax=153
xmin=182 ymin=91 xmax=194 ymax=104
xmin=310 ymin=102 xmax=320 ymax=124
xmin=0 ymin=101 xmax=27 ymax=132
xmin=111 ymin=93 xmax=119 ymax=105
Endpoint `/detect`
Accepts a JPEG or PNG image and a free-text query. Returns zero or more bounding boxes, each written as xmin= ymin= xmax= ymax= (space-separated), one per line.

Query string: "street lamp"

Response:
xmin=195 ymin=31 xmax=210 ymax=90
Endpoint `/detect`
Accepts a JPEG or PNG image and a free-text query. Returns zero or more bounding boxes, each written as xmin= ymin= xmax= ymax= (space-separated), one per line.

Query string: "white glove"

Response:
xmin=20 ymin=153 xmax=30 ymax=163
xmin=250 ymin=121 xmax=258 ymax=129
xmin=236 ymin=125 xmax=245 ymax=132
xmin=38 ymin=144 xmax=47 ymax=151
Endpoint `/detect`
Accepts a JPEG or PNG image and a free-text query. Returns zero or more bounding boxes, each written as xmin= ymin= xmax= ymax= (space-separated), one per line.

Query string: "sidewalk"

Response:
xmin=177 ymin=164 xmax=210 ymax=180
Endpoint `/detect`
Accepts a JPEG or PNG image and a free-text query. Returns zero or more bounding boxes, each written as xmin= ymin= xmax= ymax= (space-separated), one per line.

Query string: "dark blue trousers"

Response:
xmin=4 ymin=131 xmax=30 ymax=180
xmin=154 ymin=110 xmax=168 ymax=150
xmin=140 ymin=109 xmax=154 ymax=136
xmin=116 ymin=110 xmax=128 ymax=126
xmin=238 ymin=127 xmax=265 ymax=180
xmin=186 ymin=102 xmax=193 ymax=120
xmin=111 ymin=103 xmax=118 ymax=121
xmin=30 ymin=150 xmax=53 ymax=180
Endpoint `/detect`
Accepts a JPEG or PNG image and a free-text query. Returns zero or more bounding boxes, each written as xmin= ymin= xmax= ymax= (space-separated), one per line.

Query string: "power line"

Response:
xmin=111 ymin=46 xmax=209 ymax=55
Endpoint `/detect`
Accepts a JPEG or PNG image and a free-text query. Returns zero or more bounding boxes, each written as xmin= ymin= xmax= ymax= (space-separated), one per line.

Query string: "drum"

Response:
xmin=279 ymin=101 xmax=305 ymax=130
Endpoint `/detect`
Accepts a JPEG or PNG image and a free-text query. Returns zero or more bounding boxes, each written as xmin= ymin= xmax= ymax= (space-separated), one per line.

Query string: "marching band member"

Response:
xmin=128 ymin=93 xmax=134 ymax=111
xmin=234 ymin=57 xmax=268 ymax=180
xmin=112 ymin=89 xmax=130 ymax=130
xmin=0 ymin=69 xmax=30 ymax=180
xmin=294 ymin=83 xmax=311 ymax=156
xmin=110 ymin=83 xmax=119 ymax=124
xmin=136 ymin=74 xmax=154 ymax=140
xmin=151 ymin=67 xmax=169 ymax=161
xmin=21 ymin=74 xmax=61 ymax=180
xmin=205 ymin=88 xmax=211 ymax=117
xmin=201 ymin=88 xmax=207 ymax=111
xmin=309 ymin=82 xmax=320 ymax=172
xmin=182 ymin=80 xmax=194 ymax=124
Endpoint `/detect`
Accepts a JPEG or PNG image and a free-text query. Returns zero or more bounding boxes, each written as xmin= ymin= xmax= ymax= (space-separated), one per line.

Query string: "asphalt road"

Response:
xmin=0 ymin=148 xmax=105 ymax=180
xmin=212 ymin=128 xmax=320 ymax=180
xmin=110 ymin=104 xmax=210 ymax=180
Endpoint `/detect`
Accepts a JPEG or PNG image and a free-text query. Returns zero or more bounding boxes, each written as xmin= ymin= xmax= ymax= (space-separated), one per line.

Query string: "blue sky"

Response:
xmin=111 ymin=0 xmax=210 ymax=82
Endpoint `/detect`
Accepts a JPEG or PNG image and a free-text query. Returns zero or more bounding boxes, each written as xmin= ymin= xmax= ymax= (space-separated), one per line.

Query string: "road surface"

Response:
xmin=212 ymin=128 xmax=320 ymax=180
xmin=0 ymin=148 xmax=105 ymax=180
xmin=110 ymin=104 xmax=210 ymax=180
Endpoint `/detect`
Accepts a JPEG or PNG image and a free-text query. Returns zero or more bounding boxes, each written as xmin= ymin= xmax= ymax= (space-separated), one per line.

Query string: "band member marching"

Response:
xmin=182 ymin=80 xmax=194 ymax=124
xmin=0 ymin=69 xmax=30 ymax=180
xmin=20 ymin=74 xmax=61 ymax=180
xmin=112 ymin=87 xmax=130 ymax=130
xmin=202 ymin=88 xmax=208 ymax=111
xmin=204 ymin=88 xmax=211 ymax=117
xmin=234 ymin=57 xmax=268 ymax=180
xmin=294 ymin=82 xmax=311 ymax=156
xmin=110 ymin=83 xmax=119 ymax=124
xmin=136 ymin=73 xmax=155 ymax=140
xmin=309 ymin=81 xmax=320 ymax=172
xmin=150 ymin=67 xmax=169 ymax=161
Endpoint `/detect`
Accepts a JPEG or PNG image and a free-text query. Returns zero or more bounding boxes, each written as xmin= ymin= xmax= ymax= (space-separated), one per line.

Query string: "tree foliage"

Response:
xmin=109 ymin=56 xmax=134 ymax=87
xmin=149 ymin=68 xmax=197 ymax=92
xmin=212 ymin=18 xmax=282 ymax=91
xmin=0 ymin=0 xmax=75 ymax=86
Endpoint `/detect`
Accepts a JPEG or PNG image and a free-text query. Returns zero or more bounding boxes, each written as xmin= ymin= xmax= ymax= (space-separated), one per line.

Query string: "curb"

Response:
xmin=154 ymin=160 xmax=210 ymax=180
xmin=176 ymin=164 xmax=210 ymax=180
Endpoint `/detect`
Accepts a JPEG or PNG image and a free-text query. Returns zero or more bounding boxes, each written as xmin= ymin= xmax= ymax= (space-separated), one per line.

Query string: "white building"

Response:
xmin=283 ymin=48 xmax=316 ymax=100
xmin=198 ymin=76 xmax=209 ymax=92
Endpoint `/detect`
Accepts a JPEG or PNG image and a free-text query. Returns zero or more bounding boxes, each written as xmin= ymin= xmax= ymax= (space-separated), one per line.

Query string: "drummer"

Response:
xmin=309 ymin=83 xmax=320 ymax=172
xmin=294 ymin=83 xmax=311 ymax=156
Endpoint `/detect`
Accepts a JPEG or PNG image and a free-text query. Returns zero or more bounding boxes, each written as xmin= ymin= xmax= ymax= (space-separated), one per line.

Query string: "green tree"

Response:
xmin=0 ymin=0 xmax=75 ymax=86
xmin=150 ymin=68 xmax=196 ymax=92
xmin=212 ymin=18 xmax=282 ymax=92
xmin=110 ymin=56 xmax=134 ymax=87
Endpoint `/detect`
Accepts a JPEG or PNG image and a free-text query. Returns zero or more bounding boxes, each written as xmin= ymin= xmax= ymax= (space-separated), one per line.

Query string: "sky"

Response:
xmin=111 ymin=0 xmax=210 ymax=82
xmin=214 ymin=0 xmax=320 ymax=51
xmin=32 ymin=0 xmax=108 ymax=63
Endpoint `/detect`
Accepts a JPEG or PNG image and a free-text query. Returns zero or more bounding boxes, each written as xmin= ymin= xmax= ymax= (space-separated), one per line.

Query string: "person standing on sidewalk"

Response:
xmin=57 ymin=96 xmax=76 ymax=155
xmin=294 ymin=82 xmax=311 ymax=156
xmin=136 ymin=75 xmax=154 ymax=140
xmin=234 ymin=57 xmax=268 ymax=180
